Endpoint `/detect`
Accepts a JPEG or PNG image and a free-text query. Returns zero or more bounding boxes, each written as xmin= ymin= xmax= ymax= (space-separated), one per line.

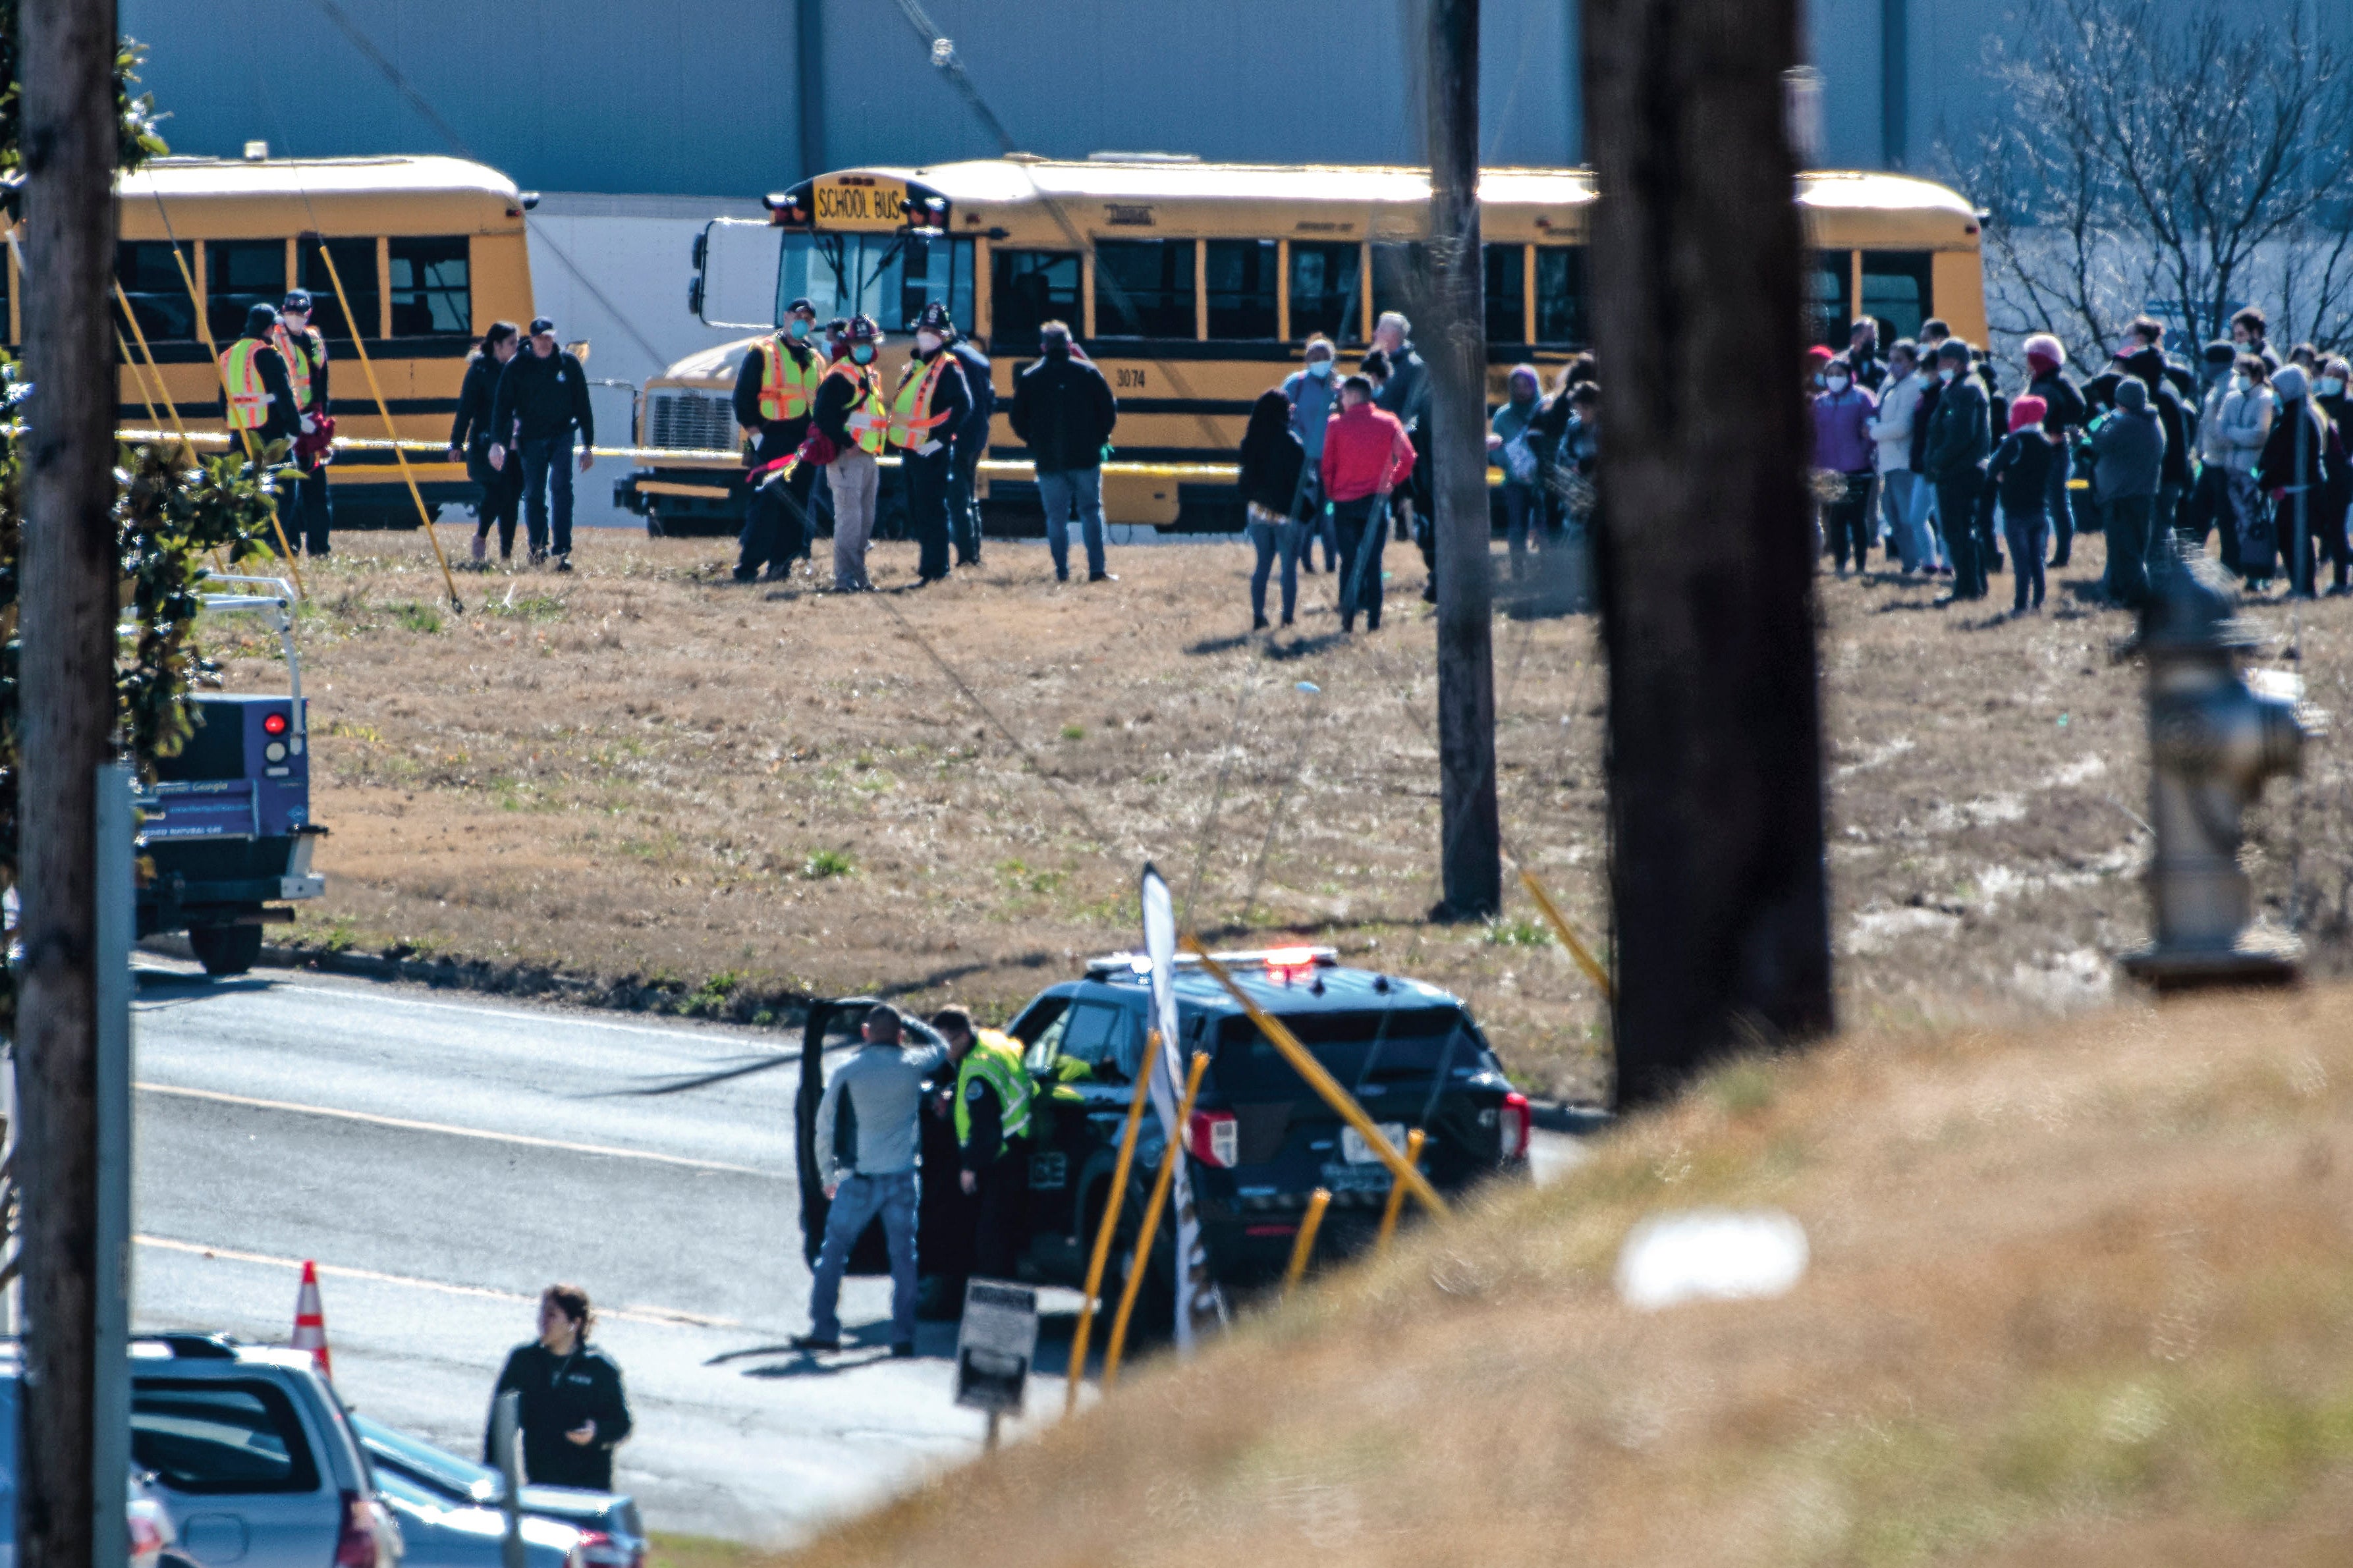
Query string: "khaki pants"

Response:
xmin=827 ymin=447 xmax=879 ymax=589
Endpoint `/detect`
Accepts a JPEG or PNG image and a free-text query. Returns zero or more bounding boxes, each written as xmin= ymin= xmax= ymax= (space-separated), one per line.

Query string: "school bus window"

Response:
xmin=300 ymin=237 xmax=381 ymax=340
xmin=387 ymin=236 xmax=470 ymax=336
xmin=1483 ymin=243 xmax=1526 ymax=344
xmin=1534 ymin=244 xmax=1587 ymax=347
xmin=1288 ymin=240 xmax=1362 ymax=344
xmin=1205 ymin=239 xmax=1278 ymax=340
xmin=990 ymin=249 xmax=1080 ymax=351
xmin=1093 ymin=239 xmax=1196 ymax=340
xmin=1806 ymin=252 xmax=1854 ymax=349
xmin=1861 ymin=250 xmax=1934 ymax=344
xmin=779 ymin=232 xmax=972 ymax=333
xmin=205 ymin=240 xmax=287 ymax=343
xmin=891 ymin=234 xmax=974 ymax=333
xmin=1371 ymin=241 xmax=1425 ymax=325
xmin=116 ymin=242 xmax=199 ymax=342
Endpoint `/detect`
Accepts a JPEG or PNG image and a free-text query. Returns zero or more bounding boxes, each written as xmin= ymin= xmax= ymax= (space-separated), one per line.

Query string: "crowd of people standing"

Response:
xmin=1812 ymin=306 xmax=2353 ymax=614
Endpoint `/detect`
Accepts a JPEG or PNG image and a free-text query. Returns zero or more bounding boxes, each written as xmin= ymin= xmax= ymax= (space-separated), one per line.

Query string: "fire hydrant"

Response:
xmin=2120 ymin=553 xmax=2311 ymax=988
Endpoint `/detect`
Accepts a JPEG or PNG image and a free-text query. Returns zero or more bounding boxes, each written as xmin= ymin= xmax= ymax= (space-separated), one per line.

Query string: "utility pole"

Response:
xmin=1584 ymin=0 xmax=1833 ymax=1104
xmin=18 ymin=4 xmax=125 ymax=1567
xmin=1427 ymin=0 xmax=1501 ymax=921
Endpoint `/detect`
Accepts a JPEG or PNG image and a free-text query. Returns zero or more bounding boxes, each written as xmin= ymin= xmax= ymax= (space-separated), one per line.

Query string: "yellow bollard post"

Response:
xmin=1065 ymin=1033 xmax=1157 ymax=1413
xmin=1374 ymin=1128 xmax=1426 ymax=1253
xmin=1101 ymin=1050 xmax=1208 ymax=1390
xmin=1516 ymin=865 xmax=1613 ymax=1002
xmin=1281 ymin=1189 xmax=1331 ymax=1299
xmin=1181 ymin=937 xmax=1449 ymax=1216
xmin=167 ymin=245 xmax=305 ymax=596
xmin=314 ymin=244 xmax=464 ymax=612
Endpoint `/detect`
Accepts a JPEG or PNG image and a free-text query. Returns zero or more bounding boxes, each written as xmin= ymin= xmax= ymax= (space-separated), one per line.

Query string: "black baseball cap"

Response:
xmin=528 ymin=316 xmax=557 ymax=337
xmin=785 ymin=297 xmax=817 ymax=317
xmin=281 ymin=288 xmax=314 ymax=313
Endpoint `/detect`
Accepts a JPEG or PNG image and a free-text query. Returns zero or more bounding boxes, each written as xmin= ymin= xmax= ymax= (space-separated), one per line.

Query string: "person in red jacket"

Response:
xmin=1318 ymin=375 xmax=1416 ymax=631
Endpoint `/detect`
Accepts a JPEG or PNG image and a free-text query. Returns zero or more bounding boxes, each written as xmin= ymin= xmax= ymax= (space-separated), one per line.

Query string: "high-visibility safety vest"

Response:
xmin=755 ymin=337 xmax=821 ymax=423
xmin=887 ymin=354 xmax=958 ymax=450
xmin=954 ymin=1030 xmax=1034 ymax=1147
xmin=827 ymin=361 xmax=888 ymax=455
xmin=220 ymin=338 xmax=275 ymax=430
xmin=271 ymin=324 xmax=319 ymax=410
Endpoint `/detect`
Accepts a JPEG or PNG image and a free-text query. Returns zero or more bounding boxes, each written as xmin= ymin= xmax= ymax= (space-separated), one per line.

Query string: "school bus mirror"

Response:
xmin=519 ymin=192 xmax=540 ymax=211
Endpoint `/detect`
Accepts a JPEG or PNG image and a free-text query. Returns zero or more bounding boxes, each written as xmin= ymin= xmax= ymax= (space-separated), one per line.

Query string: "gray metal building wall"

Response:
xmin=121 ymin=0 xmax=2015 ymax=199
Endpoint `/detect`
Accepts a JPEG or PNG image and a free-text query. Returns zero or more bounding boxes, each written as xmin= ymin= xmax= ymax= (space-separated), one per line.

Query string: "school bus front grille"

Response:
xmin=648 ymin=391 xmax=739 ymax=452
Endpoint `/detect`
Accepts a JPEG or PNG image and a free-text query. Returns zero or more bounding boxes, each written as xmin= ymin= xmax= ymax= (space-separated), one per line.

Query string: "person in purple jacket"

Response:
xmin=1813 ymin=352 xmax=1880 ymax=575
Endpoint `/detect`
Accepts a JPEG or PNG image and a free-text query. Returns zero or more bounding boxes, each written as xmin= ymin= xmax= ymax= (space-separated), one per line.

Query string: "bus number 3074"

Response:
xmin=1115 ymin=367 xmax=1147 ymax=389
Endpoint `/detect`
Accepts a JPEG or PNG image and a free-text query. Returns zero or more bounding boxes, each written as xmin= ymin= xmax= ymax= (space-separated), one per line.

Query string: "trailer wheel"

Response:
xmin=189 ymin=924 xmax=263 ymax=978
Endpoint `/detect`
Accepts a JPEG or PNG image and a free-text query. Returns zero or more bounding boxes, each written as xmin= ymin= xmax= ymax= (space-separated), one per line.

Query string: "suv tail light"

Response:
xmin=127 ymin=1500 xmax=171 ymax=1568
xmin=1188 ymin=1108 xmax=1238 ymax=1168
xmin=333 ymin=1491 xmax=387 ymax=1568
xmin=1500 ymin=1092 xmax=1532 ymax=1162
xmin=567 ymin=1530 xmax=618 ymax=1568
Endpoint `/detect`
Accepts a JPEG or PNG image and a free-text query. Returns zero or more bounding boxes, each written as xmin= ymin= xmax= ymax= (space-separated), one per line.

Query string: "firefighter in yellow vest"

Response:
xmin=928 ymin=1006 xmax=1034 ymax=1305
xmin=219 ymin=303 xmax=302 ymax=450
xmin=271 ymin=290 xmax=335 ymax=556
xmin=729 ymin=296 xmax=825 ymax=582
xmin=890 ymin=303 xmax=971 ymax=585
xmin=812 ymin=316 xmax=889 ymax=591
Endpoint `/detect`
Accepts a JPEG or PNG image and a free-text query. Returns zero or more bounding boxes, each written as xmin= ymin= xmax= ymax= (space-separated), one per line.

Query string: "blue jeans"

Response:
xmin=1331 ymin=495 xmax=1387 ymax=628
xmin=1246 ymin=514 xmax=1301 ymax=622
xmin=520 ymin=435 xmax=576 ymax=556
xmin=1036 ymin=467 xmax=1105 ymax=578
xmin=2002 ymin=506 xmax=2048 ymax=610
xmin=808 ymin=1170 xmax=919 ymax=1346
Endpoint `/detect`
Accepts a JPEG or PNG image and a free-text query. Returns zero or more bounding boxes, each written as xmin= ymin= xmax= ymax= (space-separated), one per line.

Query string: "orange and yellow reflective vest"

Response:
xmin=887 ymin=354 xmax=956 ymax=449
xmin=827 ymin=360 xmax=887 ymax=455
xmin=271 ymin=324 xmax=319 ymax=410
xmin=220 ymin=338 xmax=274 ymax=430
xmin=755 ymin=337 xmax=821 ymax=423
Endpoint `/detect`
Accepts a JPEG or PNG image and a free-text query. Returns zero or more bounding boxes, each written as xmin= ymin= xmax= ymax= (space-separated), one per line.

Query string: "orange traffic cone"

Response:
xmin=292 ymin=1260 xmax=332 ymax=1379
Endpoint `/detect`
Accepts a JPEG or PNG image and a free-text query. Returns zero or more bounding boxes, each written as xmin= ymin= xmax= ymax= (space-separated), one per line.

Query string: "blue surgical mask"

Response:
xmin=2323 ymin=377 xmax=2346 ymax=398
xmin=1308 ymin=360 xmax=1333 ymax=379
xmin=852 ymin=344 xmax=875 ymax=365
xmin=788 ymin=318 xmax=811 ymax=340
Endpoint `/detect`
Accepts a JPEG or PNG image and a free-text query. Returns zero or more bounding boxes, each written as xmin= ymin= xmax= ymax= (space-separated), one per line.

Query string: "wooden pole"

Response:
xmin=17 ymin=7 xmax=122 ymax=1568
xmin=1427 ymin=0 xmax=1501 ymax=921
xmin=1584 ymin=0 xmax=1833 ymax=1106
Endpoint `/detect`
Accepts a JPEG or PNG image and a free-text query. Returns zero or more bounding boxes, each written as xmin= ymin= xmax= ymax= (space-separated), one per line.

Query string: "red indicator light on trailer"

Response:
xmin=262 ymin=712 xmax=289 ymax=736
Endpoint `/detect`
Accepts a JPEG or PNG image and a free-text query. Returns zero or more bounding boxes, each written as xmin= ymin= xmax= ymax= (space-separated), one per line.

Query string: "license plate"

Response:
xmin=1321 ymin=1162 xmax=1391 ymax=1194
xmin=1341 ymin=1123 xmax=1408 ymax=1164
xmin=811 ymin=177 xmax=908 ymax=231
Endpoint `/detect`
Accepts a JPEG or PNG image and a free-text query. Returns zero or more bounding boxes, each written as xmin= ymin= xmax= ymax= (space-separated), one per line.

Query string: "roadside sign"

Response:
xmin=954 ymin=1280 xmax=1039 ymax=1417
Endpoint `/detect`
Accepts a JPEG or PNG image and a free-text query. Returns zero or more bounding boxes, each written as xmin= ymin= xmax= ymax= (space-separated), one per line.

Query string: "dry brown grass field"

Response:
xmin=204 ymin=524 xmax=2353 ymax=1101
xmin=773 ymin=985 xmax=2353 ymax=1567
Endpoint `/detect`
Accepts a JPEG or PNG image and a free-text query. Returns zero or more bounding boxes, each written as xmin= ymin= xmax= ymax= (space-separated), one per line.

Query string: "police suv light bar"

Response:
xmin=1084 ymin=946 xmax=1339 ymax=980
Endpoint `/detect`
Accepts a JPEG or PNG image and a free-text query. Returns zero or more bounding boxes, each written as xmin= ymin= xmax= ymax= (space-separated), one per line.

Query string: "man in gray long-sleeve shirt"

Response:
xmin=794 ymin=1006 xmax=947 ymax=1356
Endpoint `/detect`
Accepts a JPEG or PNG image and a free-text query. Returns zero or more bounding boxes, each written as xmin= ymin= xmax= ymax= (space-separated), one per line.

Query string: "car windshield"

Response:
xmin=1209 ymin=1005 xmax=1494 ymax=1098
xmin=354 ymin=1414 xmax=498 ymax=1503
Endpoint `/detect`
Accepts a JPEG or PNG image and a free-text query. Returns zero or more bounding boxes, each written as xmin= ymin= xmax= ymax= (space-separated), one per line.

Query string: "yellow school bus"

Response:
xmin=619 ymin=156 xmax=1986 ymax=535
xmin=43 ymin=153 xmax=536 ymax=525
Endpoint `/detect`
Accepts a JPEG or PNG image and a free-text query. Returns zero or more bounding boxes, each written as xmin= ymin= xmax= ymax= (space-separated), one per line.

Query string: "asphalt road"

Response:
xmin=130 ymin=958 xmax=1587 ymax=1545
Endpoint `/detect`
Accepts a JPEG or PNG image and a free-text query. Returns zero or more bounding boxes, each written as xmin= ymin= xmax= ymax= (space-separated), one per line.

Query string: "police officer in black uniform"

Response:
xmin=732 ymin=297 xmax=825 ymax=582
xmin=929 ymin=305 xmax=996 ymax=568
xmin=484 ymin=1284 xmax=633 ymax=1490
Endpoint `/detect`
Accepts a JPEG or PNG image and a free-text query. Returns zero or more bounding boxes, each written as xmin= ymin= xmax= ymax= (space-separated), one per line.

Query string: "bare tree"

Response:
xmin=1958 ymin=0 xmax=2353 ymax=361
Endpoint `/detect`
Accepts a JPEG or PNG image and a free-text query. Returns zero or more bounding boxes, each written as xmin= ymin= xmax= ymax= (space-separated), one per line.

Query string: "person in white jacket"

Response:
xmin=2214 ymin=354 xmax=2279 ymax=583
xmin=1866 ymin=340 xmax=1937 ymax=574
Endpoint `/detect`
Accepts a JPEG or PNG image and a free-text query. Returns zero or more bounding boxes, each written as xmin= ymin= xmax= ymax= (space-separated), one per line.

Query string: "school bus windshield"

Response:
xmin=777 ymin=231 xmax=974 ymax=334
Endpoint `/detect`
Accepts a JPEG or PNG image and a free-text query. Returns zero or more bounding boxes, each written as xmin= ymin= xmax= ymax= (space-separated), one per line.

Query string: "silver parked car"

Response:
xmin=352 ymin=1419 xmax=642 ymax=1568
xmin=126 ymin=1334 xmax=399 ymax=1568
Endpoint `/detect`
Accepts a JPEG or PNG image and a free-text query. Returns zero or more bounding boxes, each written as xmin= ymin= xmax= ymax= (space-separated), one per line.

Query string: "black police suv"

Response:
xmin=794 ymin=948 xmax=1532 ymax=1304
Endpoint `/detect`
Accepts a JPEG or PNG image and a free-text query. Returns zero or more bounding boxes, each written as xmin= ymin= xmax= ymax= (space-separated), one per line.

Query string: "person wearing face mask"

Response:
xmin=2315 ymin=358 xmax=2353 ymax=593
xmin=2215 ymin=354 xmax=2278 ymax=588
xmin=2256 ymin=363 xmax=2342 ymax=598
xmin=1009 ymin=319 xmax=1119 ymax=582
xmin=940 ymin=313 xmax=995 ymax=569
xmin=812 ymin=315 xmax=889 ymax=591
xmin=1812 ymin=352 xmax=1879 ymax=576
xmin=449 ymin=321 xmax=524 ymax=563
xmin=1922 ymin=338 xmax=1993 ymax=601
xmin=1281 ymin=336 xmax=1343 ymax=575
xmin=2230 ymin=306 xmax=2281 ymax=373
xmin=731 ymin=298 xmax=825 ymax=583
xmin=890 ymin=303 xmax=972 ymax=585
xmin=1866 ymin=340 xmax=1933 ymax=575
xmin=2020 ymin=335 xmax=2086 ymax=568
xmin=2090 ymin=377 xmax=2166 ymax=608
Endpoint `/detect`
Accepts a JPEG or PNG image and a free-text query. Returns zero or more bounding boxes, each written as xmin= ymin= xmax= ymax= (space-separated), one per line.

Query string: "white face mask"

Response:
xmin=1939 ymin=366 xmax=1957 ymax=383
xmin=915 ymin=331 xmax=942 ymax=354
xmin=1825 ymin=375 xmax=1850 ymax=394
